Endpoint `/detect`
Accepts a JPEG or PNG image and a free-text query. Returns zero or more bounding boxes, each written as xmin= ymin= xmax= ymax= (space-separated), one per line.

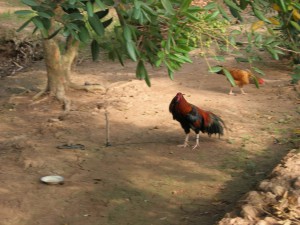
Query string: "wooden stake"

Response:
xmin=105 ymin=110 xmax=111 ymax=147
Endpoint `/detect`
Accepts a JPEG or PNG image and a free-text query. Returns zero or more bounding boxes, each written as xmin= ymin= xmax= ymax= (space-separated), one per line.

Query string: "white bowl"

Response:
xmin=40 ymin=175 xmax=64 ymax=185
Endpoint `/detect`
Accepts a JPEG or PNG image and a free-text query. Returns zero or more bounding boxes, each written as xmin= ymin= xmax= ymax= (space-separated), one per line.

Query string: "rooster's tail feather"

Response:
xmin=205 ymin=114 xmax=225 ymax=137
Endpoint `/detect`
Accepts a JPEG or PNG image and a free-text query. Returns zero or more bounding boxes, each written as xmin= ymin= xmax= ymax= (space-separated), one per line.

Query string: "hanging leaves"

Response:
xmin=91 ymin=39 xmax=100 ymax=61
xmin=88 ymin=14 xmax=104 ymax=36
xmin=223 ymin=69 xmax=236 ymax=87
xmin=136 ymin=60 xmax=151 ymax=86
xmin=161 ymin=0 xmax=175 ymax=15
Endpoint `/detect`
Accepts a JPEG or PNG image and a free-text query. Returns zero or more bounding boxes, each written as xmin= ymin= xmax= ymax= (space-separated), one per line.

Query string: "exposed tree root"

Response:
xmin=32 ymin=82 xmax=105 ymax=111
xmin=33 ymin=88 xmax=48 ymax=100
xmin=68 ymin=82 xmax=106 ymax=92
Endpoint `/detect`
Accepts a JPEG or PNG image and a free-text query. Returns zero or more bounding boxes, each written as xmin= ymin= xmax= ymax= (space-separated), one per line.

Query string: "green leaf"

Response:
xmin=204 ymin=2 xmax=217 ymax=10
xmin=32 ymin=26 xmax=38 ymax=34
xmin=239 ymin=0 xmax=249 ymax=10
xmin=264 ymin=37 xmax=275 ymax=45
xmin=155 ymin=58 xmax=162 ymax=67
xmin=213 ymin=56 xmax=225 ymax=62
xmin=126 ymin=40 xmax=137 ymax=61
xmin=16 ymin=18 xmax=33 ymax=32
xmin=136 ymin=60 xmax=151 ymax=86
xmin=68 ymin=13 xmax=84 ymax=21
xmin=164 ymin=60 xmax=175 ymax=73
xmin=91 ymin=40 xmax=100 ymax=61
xmin=251 ymin=3 xmax=270 ymax=23
xmin=95 ymin=0 xmax=107 ymax=10
xmin=168 ymin=69 xmax=174 ymax=80
xmin=86 ymin=2 xmax=94 ymax=17
xmin=32 ymin=16 xmax=46 ymax=31
xmin=141 ymin=3 xmax=157 ymax=16
xmin=187 ymin=6 xmax=201 ymax=13
xmin=223 ymin=69 xmax=236 ymax=86
xmin=174 ymin=53 xmax=192 ymax=63
xmin=144 ymin=70 xmax=151 ymax=86
xmin=88 ymin=15 xmax=104 ymax=36
xmin=115 ymin=50 xmax=124 ymax=66
xmin=141 ymin=9 xmax=152 ymax=22
xmin=161 ymin=0 xmax=174 ymax=15
xmin=15 ymin=10 xmax=35 ymax=16
xmin=183 ymin=11 xmax=200 ymax=21
xmin=123 ymin=25 xmax=132 ymax=41
xmin=209 ymin=66 xmax=223 ymax=73
xmin=37 ymin=11 xmax=52 ymax=19
xmin=180 ymin=0 xmax=192 ymax=11
xmin=21 ymin=0 xmax=39 ymax=7
xmin=231 ymin=30 xmax=242 ymax=35
xmin=266 ymin=46 xmax=279 ymax=60
xmin=78 ymin=26 xmax=90 ymax=43
xmin=254 ymin=33 xmax=262 ymax=43
xmin=173 ymin=46 xmax=189 ymax=54
xmin=207 ymin=10 xmax=220 ymax=20
xmin=229 ymin=7 xmax=243 ymax=21
xmin=66 ymin=23 xmax=80 ymax=31
xmin=169 ymin=61 xmax=181 ymax=70
xmin=290 ymin=21 xmax=300 ymax=31
xmin=168 ymin=54 xmax=186 ymax=64
xmin=252 ymin=67 xmax=265 ymax=76
xmin=279 ymin=0 xmax=287 ymax=13
xmin=136 ymin=61 xmax=145 ymax=79
xmin=47 ymin=28 xmax=62 ymax=39
xmin=217 ymin=4 xmax=230 ymax=21
xmin=133 ymin=8 xmax=141 ymax=19
xmin=292 ymin=2 xmax=300 ymax=10
xmin=134 ymin=0 xmax=142 ymax=9
xmin=251 ymin=75 xmax=259 ymax=89
xmin=224 ymin=0 xmax=242 ymax=12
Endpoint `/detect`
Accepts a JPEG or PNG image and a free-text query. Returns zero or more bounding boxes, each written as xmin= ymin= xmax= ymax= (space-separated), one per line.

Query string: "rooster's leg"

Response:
xmin=192 ymin=133 xmax=200 ymax=149
xmin=178 ymin=133 xmax=189 ymax=148
xmin=240 ymin=88 xmax=246 ymax=95
xmin=228 ymin=87 xmax=235 ymax=95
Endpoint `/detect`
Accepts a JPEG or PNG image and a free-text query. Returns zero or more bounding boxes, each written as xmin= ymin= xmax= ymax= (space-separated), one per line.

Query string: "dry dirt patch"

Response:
xmin=0 ymin=55 xmax=299 ymax=225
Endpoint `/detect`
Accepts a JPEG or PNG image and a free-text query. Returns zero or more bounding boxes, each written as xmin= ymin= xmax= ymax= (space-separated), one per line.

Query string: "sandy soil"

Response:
xmin=0 ymin=53 xmax=299 ymax=225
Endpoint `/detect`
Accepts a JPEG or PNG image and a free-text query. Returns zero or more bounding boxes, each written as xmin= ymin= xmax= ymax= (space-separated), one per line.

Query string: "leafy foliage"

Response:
xmin=108 ymin=0 xmax=199 ymax=84
xmin=15 ymin=0 xmax=300 ymax=86
xmin=191 ymin=0 xmax=300 ymax=84
xmin=16 ymin=0 xmax=201 ymax=86
xmin=222 ymin=0 xmax=300 ymax=83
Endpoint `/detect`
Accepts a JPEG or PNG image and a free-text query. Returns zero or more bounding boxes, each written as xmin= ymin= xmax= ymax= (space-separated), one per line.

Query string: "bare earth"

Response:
xmin=0 ymin=53 xmax=299 ymax=225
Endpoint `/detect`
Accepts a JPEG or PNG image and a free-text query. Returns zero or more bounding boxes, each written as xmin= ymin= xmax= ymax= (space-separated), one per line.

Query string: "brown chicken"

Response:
xmin=216 ymin=66 xmax=264 ymax=95
xmin=169 ymin=93 xmax=225 ymax=149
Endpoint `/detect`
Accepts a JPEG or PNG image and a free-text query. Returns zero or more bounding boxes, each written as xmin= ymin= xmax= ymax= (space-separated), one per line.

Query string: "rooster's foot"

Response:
xmin=192 ymin=144 xmax=200 ymax=150
xmin=177 ymin=143 xmax=189 ymax=148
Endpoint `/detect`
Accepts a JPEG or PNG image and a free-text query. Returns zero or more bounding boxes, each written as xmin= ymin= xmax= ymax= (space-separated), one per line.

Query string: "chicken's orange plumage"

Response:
xmin=169 ymin=93 xmax=225 ymax=149
xmin=217 ymin=67 xmax=264 ymax=95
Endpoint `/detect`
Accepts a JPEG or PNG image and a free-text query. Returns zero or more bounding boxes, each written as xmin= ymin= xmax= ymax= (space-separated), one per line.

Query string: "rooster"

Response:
xmin=216 ymin=66 xmax=264 ymax=95
xmin=169 ymin=93 xmax=225 ymax=149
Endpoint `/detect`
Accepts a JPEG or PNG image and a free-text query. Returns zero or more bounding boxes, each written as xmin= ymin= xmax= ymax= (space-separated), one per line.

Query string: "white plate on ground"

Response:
xmin=40 ymin=175 xmax=64 ymax=185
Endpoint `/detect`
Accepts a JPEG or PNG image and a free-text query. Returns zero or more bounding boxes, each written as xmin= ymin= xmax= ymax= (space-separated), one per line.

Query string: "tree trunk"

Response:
xmin=40 ymin=36 xmax=79 ymax=111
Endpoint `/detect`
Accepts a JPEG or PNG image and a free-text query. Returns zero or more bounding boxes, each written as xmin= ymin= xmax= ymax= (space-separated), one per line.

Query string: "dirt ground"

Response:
xmin=0 ymin=51 xmax=299 ymax=225
xmin=0 ymin=1 xmax=299 ymax=225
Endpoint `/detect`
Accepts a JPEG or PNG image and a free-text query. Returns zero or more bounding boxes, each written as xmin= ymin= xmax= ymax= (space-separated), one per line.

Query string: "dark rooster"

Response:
xmin=169 ymin=93 xmax=225 ymax=149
